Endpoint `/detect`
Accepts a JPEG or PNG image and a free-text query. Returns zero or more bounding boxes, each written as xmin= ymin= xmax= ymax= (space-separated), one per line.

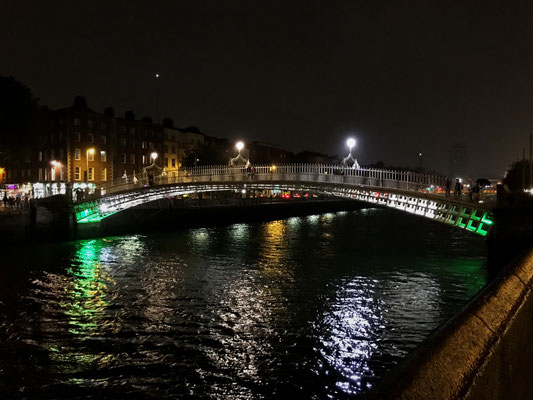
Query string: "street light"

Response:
xmin=86 ymin=148 xmax=95 ymax=182
xmin=229 ymin=141 xmax=250 ymax=167
xmin=341 ymin=137 xmax=360 ymax=169
xmin=151 ymin=152 xmax=158 ymax=162
xmin=50 ymin=160 xmax=61 ymax=181
xmin=155 ymin=73 xmax=160 ymax=123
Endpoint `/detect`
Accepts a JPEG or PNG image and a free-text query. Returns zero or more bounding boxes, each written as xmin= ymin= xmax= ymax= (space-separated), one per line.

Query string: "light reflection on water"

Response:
xmin=0 ymin=209 xmax=487 ymax=399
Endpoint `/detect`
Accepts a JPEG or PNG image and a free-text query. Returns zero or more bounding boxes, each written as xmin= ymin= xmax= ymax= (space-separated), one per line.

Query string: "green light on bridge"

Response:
xmin=481 ymin=212 xmax=493 ymax=225
xmin=76 ymin=207 xmax=117 ymax=224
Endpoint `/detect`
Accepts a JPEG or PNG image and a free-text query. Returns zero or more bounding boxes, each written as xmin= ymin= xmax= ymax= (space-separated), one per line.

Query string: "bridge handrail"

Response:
xmin=96 ymin=164 xmax=447 ymax=198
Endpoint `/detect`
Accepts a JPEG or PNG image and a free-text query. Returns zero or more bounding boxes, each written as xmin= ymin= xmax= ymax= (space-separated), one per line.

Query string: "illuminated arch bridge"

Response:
xmin=74 ymin=164 xmax=494 ymax=237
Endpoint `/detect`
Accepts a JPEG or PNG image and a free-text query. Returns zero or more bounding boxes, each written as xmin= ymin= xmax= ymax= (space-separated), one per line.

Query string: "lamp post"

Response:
xmin=341 ymin=138 xmax=360 ymax=169
xmin=155 ymin=73 xmax=160 ymax=123
xmin=50 ymin=160 xmax=61 ymax=181
xmin=86 ymin=148 xmax=95 ymax=182
xmin=347 ymin=138 xmax=355 ymax=155
xmin=150 ymin=151 xmax=158 ymax=164
xmin=229 ymin=141 xmax=250 ymax=167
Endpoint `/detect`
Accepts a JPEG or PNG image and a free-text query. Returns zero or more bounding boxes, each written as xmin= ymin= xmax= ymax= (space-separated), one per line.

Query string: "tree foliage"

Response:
xmin=124 ymin=110 xmax=135 ymax=120
xmin=182 ymin=146 xmax=229 ymax=167
xmin=503 ymin=160 xmax=532 ymax=192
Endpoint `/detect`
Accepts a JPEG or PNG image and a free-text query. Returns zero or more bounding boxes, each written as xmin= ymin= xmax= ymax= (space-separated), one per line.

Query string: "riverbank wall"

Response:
xmin=371 ymin=246 xmax=533 ymax=400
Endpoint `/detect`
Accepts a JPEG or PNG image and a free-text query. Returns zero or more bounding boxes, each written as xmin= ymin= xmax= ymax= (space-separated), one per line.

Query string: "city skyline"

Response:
xmin=2 ymin=1 xmax=533 ymax=178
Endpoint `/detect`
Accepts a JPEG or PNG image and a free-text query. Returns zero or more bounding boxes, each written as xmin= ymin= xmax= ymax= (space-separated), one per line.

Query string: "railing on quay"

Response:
xmin=98 ymin=164 xmax=447 ymax=198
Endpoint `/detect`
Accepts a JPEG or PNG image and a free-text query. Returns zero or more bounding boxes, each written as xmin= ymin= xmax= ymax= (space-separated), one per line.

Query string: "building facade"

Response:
xmin=2 ymin=98 xmax=165 ymax=197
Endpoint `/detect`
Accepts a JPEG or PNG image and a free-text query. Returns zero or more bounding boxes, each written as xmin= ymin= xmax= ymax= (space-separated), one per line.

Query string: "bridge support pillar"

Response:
xmin=31 ymin=194 xmax=77 ymax=242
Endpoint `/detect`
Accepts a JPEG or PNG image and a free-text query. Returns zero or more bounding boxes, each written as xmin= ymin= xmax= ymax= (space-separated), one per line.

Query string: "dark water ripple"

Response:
xmin=0 ymin=209 xmax=487 ymax=399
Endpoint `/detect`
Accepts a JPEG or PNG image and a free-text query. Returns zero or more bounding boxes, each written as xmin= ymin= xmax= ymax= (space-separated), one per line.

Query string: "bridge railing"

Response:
xmin=98 ymin=164 xmax=447 ymax=198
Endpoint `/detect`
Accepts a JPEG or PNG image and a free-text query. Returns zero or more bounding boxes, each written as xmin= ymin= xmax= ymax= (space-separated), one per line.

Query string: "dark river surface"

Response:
xmin=0 ymin=208 xmax=488 ymax=399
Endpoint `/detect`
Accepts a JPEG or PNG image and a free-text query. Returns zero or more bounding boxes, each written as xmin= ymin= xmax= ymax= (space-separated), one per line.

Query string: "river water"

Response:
xmin=0 ymin=208 xmax=488 ymax=399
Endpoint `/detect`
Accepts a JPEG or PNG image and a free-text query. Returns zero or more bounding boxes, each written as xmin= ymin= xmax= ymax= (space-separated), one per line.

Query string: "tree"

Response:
xmin=503 ymin=160 xmax=532 ymax=192
xmin=163 ymin=117 xmax=173 ymax=128
xmin=73 ymin=96 xmax=88 ymax=110
xmin=141 ymin=116 xmax=153 ymax=123
xmin=181 ymin=145 xmax=229 ymax=167
xmin=0 ymin=75 xmax=42 ymax=165
xmin=104 ymin=107 xmax=115 ymax=117
xmin=124 ymin=110 xmax=135 ymax=120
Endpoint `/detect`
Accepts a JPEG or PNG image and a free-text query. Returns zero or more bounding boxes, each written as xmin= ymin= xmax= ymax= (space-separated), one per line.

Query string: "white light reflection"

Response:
xmin=314 ymin=278 xmax=384 ymax=396
xmin=229 ymin=223 xmax=249 ymax=241
xmin=307 ymin=214 xmax=320 ymax=223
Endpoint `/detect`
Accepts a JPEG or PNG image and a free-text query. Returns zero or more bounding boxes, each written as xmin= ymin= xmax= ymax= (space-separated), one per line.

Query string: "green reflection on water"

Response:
xmin=62 ymin=240 xmax=115 ymax=335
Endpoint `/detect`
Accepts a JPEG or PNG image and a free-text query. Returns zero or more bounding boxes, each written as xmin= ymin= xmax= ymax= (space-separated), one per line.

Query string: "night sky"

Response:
xmin=2 ymin=0 xmax=533 ymax=177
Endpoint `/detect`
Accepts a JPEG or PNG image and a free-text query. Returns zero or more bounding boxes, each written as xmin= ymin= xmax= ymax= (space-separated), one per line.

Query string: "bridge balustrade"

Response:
xmin=98 ymin=164 xmax=446 ymax=199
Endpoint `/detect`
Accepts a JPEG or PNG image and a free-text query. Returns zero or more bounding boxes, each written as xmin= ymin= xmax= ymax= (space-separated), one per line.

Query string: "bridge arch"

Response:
xmin=74 ymin=165 xmax=493 ymax=237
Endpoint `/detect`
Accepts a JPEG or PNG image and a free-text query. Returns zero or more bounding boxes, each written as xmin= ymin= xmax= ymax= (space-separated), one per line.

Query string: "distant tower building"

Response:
xmin=449 ymin=144 xmax=468 ymax=178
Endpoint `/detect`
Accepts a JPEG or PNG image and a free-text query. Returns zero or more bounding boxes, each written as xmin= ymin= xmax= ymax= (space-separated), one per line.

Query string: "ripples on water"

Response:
xmin=0 ymin=209 xmax=487 ymax=399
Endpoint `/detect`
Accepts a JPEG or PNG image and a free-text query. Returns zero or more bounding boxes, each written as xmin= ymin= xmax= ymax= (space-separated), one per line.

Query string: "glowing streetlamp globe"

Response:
xmin=151 ymin=152 xmax=158 ymax=160
xmin=341 ymin=138 xmax=360 ymax=169
xmin=236 ymin=141 xmax=244 ymax=152
xmin=87 ymin=148 xmax=95 ymax=155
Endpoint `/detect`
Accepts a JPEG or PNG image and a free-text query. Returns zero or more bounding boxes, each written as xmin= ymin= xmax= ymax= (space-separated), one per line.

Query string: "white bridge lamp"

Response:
xmin=341 ymin=137 xmax=360 ymax=169
xmin=229 ymin=141 xmax=250 ymax=167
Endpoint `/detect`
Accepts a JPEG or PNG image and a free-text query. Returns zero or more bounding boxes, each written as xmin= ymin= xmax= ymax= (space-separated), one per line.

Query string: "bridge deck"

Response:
xmin=73 ymin=165 xmax=494 ymax=236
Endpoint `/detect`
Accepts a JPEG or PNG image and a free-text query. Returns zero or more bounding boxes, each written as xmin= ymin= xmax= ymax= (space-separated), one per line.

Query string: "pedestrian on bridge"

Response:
xmin=445 ymin=178 xmax=451 ymax=198
xmin=454 ymin=179 xmax=462 ymax=200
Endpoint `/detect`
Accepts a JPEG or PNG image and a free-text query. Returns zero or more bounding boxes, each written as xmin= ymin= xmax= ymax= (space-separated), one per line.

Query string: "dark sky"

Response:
xmin=2 ymin=0 xmax=533 ymax=177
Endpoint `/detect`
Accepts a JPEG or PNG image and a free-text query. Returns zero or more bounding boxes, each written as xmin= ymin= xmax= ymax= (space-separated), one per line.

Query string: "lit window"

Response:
xmin=74 ymin=148 xmax=81 ymax=160
xmin=142 ymin=155 xmax=147 ymax=164
xmin=100 ymin=151 xmax=106 ymax=162
xmin=88 ymin=167 xmax=94 ymax=181
xmin=141 ymin=141 xmax=146 ymax=149
xmin=74 ymin=167 xmax=81 ymax=180
xmin=88 ymin=151 xmax=94 ymax=162
xmin=172 ymin=158 xmax=176 ymax=167
xmin=101 ymin=167 xmax=107 ymax=182
xmin=38 ymin=151 xmax=43 ymax=161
